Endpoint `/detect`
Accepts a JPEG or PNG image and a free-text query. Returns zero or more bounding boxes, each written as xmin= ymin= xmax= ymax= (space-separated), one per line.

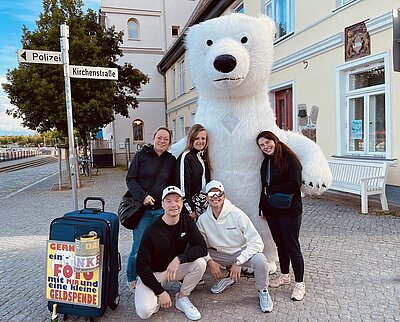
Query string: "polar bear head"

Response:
xmin=185 ymin=14 xmax=276 ymax=99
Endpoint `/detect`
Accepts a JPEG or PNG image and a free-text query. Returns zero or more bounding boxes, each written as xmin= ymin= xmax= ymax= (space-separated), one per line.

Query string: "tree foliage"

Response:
xmin=2 ymin=0 xmax=149 ymax=150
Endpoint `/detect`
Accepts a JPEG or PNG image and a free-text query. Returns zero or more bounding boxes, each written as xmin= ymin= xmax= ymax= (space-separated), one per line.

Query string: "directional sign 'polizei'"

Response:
xmin=17 ymin=49 xmax=62 ymax=65
xmin=69 ymin=65 xmax=118 ymax=80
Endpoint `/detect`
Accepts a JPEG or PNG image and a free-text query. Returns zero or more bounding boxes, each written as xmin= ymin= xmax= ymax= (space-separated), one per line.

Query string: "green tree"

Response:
xmin=2 ymin=0 xmax=149 ymax=154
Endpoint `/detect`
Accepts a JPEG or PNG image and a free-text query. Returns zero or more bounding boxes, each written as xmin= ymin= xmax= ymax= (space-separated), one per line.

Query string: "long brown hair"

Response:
xmin=185 ymin=124 xmax=211 ymax=170
xmin=256 ymin=130 xmax=300 ymax=173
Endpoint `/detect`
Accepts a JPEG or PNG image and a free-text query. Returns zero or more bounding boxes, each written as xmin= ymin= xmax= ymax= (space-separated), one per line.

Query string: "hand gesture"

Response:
xmin=165 ymin=256 xmax=180 ymax=282
xmin=158 ymin=291 xmax=172 ymax=308
xmin=208 ymin=259 xmax=225 ymax=280
xmin=230 ymin=263 xmax=241 ymax=283
xmin=143 ymin=195 xmax=155 ymax=206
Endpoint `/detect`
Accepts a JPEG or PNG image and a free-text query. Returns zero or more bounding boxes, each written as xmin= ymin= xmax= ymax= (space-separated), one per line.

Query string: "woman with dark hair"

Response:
xmin=176 ymin=124 xmax=211 ymax=220
xmin=126 ymin=126 xmax=176 ymax=293
xmin=256 ymin=130 xmax=306 ymax=301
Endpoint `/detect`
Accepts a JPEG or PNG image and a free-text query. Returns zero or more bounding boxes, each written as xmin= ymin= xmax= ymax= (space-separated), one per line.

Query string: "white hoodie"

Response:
xmin=197 ymin=198 xmax=264 ymax=265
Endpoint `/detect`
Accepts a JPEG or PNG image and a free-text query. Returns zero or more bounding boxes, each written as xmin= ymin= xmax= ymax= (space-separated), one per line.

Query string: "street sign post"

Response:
xmin=17 ymin=49 xmax=62 ymax=65
xmin=60 ymin=22 xmax=78 ymax=210
xmin=17 ymin=22 xmax=119 ymax=210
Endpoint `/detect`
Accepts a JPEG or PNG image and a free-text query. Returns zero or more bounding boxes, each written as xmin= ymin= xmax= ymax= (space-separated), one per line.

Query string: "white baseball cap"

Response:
xmin=162 ymin=186 xmax=183 ymax=200
xmin=205 ymin=180 xmax=225 ymax=193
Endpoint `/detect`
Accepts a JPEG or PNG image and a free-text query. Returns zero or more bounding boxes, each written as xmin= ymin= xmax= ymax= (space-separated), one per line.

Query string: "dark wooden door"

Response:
xmin=275 ymin=88 xmax=293 ymax=130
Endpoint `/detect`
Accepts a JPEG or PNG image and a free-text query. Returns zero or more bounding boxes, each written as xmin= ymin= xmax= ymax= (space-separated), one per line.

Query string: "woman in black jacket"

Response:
xmin=126 ymin=126 xmax=176 ymax=293
xmin=176 ymin=124 xmax=211 ymax=220
xmin=256 ymin=130 xmax=305 ymax=301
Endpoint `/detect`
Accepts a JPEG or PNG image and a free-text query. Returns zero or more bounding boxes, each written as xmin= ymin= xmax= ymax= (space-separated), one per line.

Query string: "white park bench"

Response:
xmin=328 ymin=158 xmax=389 ymax=214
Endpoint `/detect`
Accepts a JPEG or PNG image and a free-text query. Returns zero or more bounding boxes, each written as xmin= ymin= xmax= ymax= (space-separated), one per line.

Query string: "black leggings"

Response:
xmin=266 ymin=215 xmax=304 ymax=282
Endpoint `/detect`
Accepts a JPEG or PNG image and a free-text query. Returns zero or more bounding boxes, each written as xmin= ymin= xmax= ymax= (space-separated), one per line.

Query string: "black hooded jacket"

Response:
xmin=259 ymin=151 xmax=303 ymax=217
xmin=176 ymin=148 xmax=211 ymax=213
xmin=126 ymin=144 xmax=176 ymax=209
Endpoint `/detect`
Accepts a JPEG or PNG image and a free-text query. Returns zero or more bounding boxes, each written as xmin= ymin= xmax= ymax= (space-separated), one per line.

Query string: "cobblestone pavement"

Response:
xmin=0 ymin=163 xmax=400 ymax=322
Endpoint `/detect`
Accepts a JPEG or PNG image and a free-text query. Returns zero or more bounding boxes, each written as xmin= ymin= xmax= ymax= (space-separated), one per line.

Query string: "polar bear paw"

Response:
xmin=300 ymin=164 xmax=332 ymax=196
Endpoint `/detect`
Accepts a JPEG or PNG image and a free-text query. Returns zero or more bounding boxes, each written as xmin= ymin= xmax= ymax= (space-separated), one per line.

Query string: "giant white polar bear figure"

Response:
xmin=182 ymin=14 xmax=332 ymax=264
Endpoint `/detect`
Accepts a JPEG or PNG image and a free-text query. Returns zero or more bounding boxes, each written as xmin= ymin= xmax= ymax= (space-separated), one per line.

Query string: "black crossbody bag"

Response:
xmin=264 ymin=159 xmax=294 ymax=210
xmin=118 ymin=161 xmax=164 ymax=229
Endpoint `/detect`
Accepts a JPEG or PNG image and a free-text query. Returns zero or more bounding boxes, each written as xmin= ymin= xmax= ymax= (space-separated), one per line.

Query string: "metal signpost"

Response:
xmin=17 ymin=22 xmax=118 ymax=210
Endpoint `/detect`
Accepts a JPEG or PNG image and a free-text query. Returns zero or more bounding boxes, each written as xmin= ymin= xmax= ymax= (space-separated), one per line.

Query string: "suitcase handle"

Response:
xmin=83 ymin=197 xmax=105 ymax=212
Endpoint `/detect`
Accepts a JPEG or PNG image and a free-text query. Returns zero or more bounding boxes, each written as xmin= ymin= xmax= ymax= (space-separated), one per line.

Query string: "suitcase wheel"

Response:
xmin=109 ymin=294 xmax=120 ymax=310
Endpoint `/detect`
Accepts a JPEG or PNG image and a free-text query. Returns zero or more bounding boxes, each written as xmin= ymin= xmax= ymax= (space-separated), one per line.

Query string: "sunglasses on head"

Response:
xmin=207 ymin=191 xmax=224 ymax=198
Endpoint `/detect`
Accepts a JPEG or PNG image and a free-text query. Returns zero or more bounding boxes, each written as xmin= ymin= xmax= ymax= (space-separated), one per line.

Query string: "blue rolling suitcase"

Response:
xmin=47 ymin=197 xmax=120 ymax=321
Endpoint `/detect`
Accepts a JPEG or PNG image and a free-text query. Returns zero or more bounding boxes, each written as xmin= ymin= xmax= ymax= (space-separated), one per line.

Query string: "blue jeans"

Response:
xmin=127 ymin=208 xmax=164 ymax=282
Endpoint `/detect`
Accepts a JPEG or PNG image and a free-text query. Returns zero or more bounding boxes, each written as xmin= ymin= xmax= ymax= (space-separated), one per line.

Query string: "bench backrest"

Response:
xmin=329 ymin=159 xmax=388 ymax=187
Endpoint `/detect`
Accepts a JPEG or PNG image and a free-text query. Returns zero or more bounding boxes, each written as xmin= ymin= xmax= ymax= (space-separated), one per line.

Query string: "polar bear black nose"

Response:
xmin=213 ymin=54 xmax=237 ymax=73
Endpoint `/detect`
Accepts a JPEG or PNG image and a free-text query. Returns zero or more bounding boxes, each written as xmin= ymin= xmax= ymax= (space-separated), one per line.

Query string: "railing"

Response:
xmin=0 ymin=149 xmax=43 ymax=163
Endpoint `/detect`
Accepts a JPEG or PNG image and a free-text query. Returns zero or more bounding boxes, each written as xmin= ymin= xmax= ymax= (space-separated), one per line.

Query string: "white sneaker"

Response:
xmin=210 ymin=277 xmax=235 ymax=294
xmin=175 ymin=293 xmax=201 ymax=320
xmin=291 ymin=282 xmax=306 ymax=301
xmin=127 ymin=280 xmax=136 ymax=293
xmin=269 ymin=273 xmax=290 ymax=288
xmin=258 ymin=288 xmax=273 ymax=313
xmin=268 ymin=261 xmax=277 ymax=275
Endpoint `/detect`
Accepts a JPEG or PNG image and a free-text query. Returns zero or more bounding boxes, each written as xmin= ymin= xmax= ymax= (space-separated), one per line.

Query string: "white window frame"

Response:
xmin=179 ymin=117 xmax=185 ymax=139
xmin=127 ymin=18 xmax=140 ymax=40
xmin=264 ymin=0 xmax=294 ymax=41
xmin=233 ymin=1 xmax=244 ymax=13
xmin=335 ymin=51 xmax=391 ymax=159
xmin=336 ymin=0 xmax=354 ymax=8
xmin=171 ymin=67 xmax=176 ymax=100
xmin=172 ymin=119 xmax=177 ymax=143
xmin=179 ymin=59 xmax=185 ymax=95
xmin=190 ymin=112 xmax=196 ymax=125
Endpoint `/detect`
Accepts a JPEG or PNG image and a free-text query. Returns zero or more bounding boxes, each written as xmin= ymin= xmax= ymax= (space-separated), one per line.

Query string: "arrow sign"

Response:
xmin=69 ymin=65 xmax=118 ymax=80
xmin=17 ymin=49 xmax=62 ymax=65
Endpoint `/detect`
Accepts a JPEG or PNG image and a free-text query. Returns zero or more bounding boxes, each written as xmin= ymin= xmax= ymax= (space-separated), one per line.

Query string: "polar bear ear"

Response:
xmin=255 ymin=14 xmax=277 ymax=37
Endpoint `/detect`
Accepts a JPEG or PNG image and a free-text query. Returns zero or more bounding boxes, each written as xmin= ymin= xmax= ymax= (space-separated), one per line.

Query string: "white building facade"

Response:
xmin=100 ymin=0 xmax=198 ymax=165
xmin=158 ymin=0 xmax=400 ymax=187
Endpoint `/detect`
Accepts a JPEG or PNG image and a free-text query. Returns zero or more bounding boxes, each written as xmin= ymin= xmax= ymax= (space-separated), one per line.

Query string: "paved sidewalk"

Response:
xmin=0 ymin=168 xmax=399 ymax=321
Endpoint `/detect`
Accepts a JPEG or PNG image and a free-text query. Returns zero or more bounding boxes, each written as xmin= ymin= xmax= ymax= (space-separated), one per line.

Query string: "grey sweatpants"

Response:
xmin=208 ymin=249 xmax=269 ymax=291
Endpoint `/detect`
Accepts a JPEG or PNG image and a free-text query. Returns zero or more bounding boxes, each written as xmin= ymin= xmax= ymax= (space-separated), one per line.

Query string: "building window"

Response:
xmin=171 ymin=67 xmax=176 ymax=99
xmin=128 ymin=18 xmax=140 ymax=39
xmin=172 ymin=26 xmax=180 ymax=37
xmin=346 ymin=65 xmax=386 ymax=155
xmin=265 ymin=0 xmax=294 ymax=40
xmin=179 ymin=59 xmax=185 ymax=95
xmin=336 ymin=0 xmax=354 ymax=8
xmin=172 ymin=119 xmax=177 ymax=142
xmin=233 ymin=2 xmax=244 ymax=13
xmin=179 ymin=117 xmax=185 ymax=139
xmin=190 ymin=112 xmax=196 ymax=125
xmin=132 ymin=119 xmax=144 ymax=142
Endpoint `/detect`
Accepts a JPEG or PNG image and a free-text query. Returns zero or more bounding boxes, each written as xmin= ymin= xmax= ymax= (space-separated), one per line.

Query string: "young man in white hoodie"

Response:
xmin=196 ymin=180 xmax=273 ymax=313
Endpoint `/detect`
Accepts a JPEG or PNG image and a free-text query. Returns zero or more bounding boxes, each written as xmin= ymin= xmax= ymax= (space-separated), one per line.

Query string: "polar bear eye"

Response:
xmin=241 ymin=36 xmax=248 ymax=44
xmin=206 ymin=39 xmax=213 ymax=46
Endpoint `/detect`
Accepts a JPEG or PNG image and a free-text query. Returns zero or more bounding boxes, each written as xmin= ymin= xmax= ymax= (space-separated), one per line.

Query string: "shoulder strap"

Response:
xmin=266 ymin=159 xmax=271 ymax=186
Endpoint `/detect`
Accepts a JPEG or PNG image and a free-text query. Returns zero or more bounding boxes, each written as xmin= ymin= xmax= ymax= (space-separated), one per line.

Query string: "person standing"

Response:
xmin=196 ymin=180 xmax=274 ymax=313
xmin=176 ymin=124 xmax=211 ymax=221
xmin=135 ymin=186 xmax=207 ymax=320
xmin=126 ymin=126 xmax=176 ymax=293
xmin=256 ymin=130 xmax=306 ymax=301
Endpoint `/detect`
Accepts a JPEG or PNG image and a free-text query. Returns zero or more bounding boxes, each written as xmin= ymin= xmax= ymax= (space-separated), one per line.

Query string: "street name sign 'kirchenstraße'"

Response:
xmin=69 ymin=65 xmax=118 ymax=80
xmin=17 ymin=49 xmax=62 ymax=65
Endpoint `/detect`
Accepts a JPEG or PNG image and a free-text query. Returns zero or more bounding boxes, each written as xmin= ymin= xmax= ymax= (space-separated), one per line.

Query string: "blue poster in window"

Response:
xmin=351 ymin=120 xmax=362 ymax=139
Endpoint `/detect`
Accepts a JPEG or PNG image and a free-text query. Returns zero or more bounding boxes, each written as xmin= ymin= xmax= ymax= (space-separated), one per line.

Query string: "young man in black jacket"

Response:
xmin=135 ymin=186 xmax=207 ymax=321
